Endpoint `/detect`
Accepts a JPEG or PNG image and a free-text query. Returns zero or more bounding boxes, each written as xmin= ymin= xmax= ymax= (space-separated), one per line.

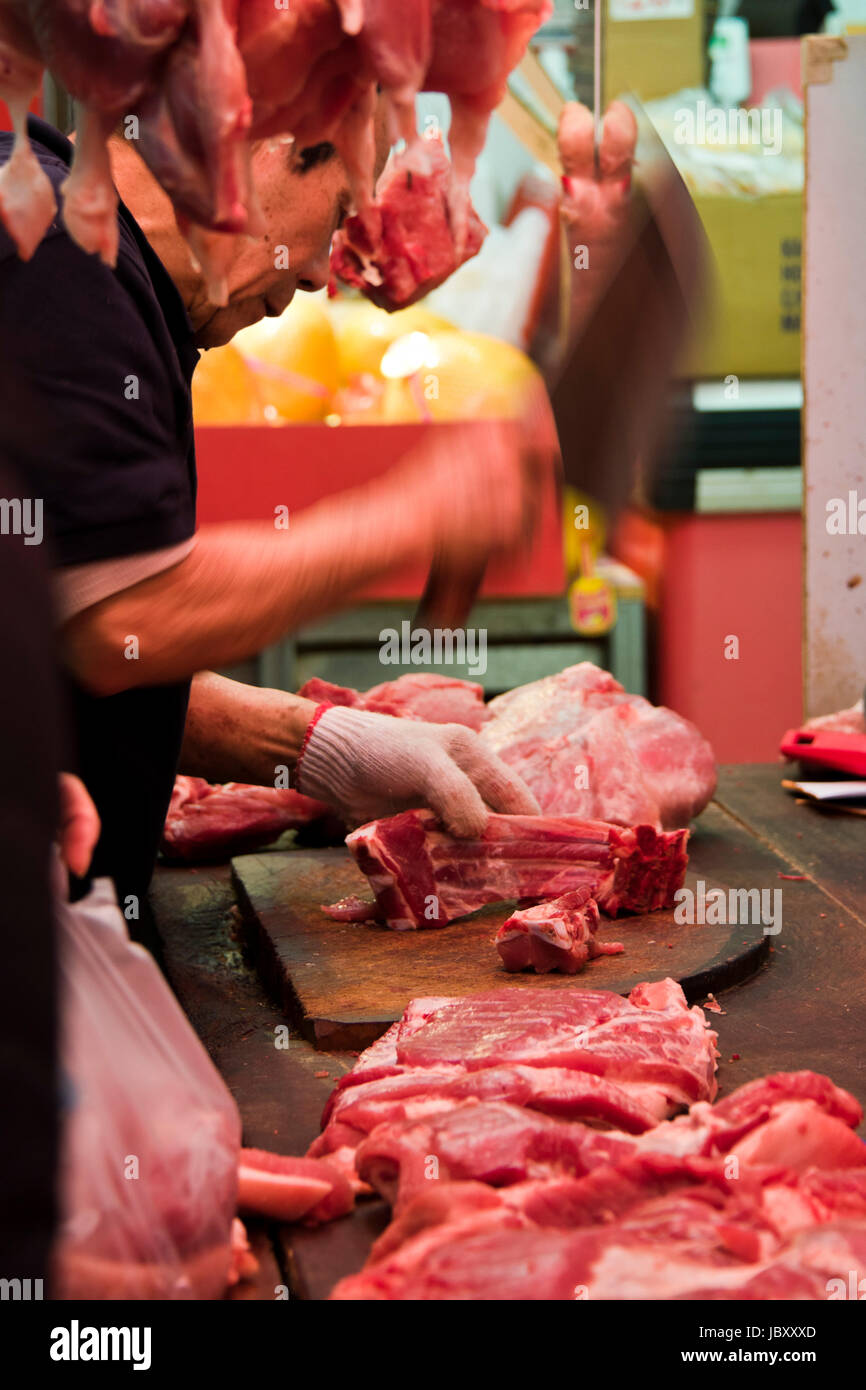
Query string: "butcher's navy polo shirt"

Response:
xmin=0 ymin=118 xmax=201 ymax=915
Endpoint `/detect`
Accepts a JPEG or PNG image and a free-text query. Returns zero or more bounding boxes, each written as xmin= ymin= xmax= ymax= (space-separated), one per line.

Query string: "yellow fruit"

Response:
xmin=331 ymin=299 xmax=455 ymax=384
xmin=233 ymin=295 xmax=338 ymax=422
xmin=192 ymin=344 xmax=266 ymax=425
xmin=379 ymin=330 xmax=542 ymax=423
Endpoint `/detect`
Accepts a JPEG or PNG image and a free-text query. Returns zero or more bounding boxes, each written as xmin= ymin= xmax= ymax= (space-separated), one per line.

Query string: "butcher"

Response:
xmin=0 ymin=96 xmax=635 ymax=931
xmin=0 ymin=106 xmax=545 ymax=928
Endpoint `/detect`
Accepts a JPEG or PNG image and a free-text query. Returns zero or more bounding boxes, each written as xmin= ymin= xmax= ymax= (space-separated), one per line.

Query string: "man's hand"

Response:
xmin=296 ymin=706 xmax=541 ymax=837
xmin=403 ymin=418 xmax=542 ymax=571
xmin=57 ymin=773 xmax=101 ymax=877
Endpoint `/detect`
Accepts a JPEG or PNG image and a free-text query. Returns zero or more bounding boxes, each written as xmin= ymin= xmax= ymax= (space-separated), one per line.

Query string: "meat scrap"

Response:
xmin=298 ymin=671 xmax=490 ymax=731
xmin=346 ymin=809 xmax=689 ymax=930
xmin=480 ymin=663 xmax=717 ymax=831
xmin=495 ymin=887 xmax=623 ymax=975
xmin=237 ymin=1148 xmax=355 ymax=1225
xmin=321 ymin=895 xmax=379 ymax=923
xmin=161 ymin=775 xmax=330 ymax=863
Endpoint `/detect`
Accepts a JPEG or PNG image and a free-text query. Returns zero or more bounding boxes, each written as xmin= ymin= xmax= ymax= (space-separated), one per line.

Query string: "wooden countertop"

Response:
xmin=148 ymin=764 xmax=866 ymax=1301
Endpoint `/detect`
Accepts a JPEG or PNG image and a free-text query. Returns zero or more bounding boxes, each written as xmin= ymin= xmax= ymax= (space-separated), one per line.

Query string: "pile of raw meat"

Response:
xmin=0 ymin=1 xmax=550 ymax=304
xmin=303 ymin=664 xmax=717 ymax=830
xmin=292 ymin=981 xmax=866 ymax=1300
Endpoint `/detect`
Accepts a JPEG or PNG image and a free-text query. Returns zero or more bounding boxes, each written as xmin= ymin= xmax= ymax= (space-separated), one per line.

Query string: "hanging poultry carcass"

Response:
xmin=0 ymin=0 xmax=552 ymax=307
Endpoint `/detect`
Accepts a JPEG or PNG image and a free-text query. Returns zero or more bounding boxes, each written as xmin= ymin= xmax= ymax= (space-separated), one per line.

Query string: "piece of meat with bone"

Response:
xmin=479 ymin=663 xmax=717 ymax=831
xmin=346 ymin=808 xmax=689 ymax=929
xmin=135 ymin=1 xmax=254 ymax=235
xmin=330 ymin=134 xmax=488 ymax=310
xmin=495 ymin=887 xmax=623 ymax=975
xmin=161 ymin=776 xmax=330 ymax=863
xmin=427 ymin=0 xmax=552 ymax=247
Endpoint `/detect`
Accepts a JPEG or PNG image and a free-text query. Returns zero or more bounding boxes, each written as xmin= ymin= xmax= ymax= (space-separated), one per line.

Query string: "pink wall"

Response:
xmin=657 ymin=513 xmax=803 ymax=764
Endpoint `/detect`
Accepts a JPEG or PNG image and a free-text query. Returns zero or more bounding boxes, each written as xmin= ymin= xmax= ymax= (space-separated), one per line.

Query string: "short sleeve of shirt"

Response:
xmin=0 ymin=142 xmax=198 ymax=567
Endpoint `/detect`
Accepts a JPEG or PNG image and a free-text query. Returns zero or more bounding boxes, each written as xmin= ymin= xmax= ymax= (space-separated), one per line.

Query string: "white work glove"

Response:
xmin=296 ymin=706 xmax=541 ymax=838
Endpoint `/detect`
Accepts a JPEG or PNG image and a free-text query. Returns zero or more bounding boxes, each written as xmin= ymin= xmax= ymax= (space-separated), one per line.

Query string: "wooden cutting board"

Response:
xmin=232 ymin=810 xmax=771 ymax=1050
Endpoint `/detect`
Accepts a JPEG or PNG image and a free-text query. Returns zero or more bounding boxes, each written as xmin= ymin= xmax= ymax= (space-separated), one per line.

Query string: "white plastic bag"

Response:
xmin=51 ymin=858 xmax=241 ymax=1299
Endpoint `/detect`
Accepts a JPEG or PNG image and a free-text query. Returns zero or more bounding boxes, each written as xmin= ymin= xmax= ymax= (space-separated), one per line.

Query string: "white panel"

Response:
xmin=803 ymin=36 xmax=866 ymax=716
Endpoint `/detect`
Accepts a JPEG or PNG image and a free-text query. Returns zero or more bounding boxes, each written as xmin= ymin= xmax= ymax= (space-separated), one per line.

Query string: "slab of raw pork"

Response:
xmin=331 ymin=1165 xmax=866 ymax=1300
xmin=310 ymin=979 xmax=717 ymax=1176
xmin=354 ymin=1073 xmax=865 ymax=1213
xmin=346 ymin=809 xmax=689 ymax=929
xmin=332 ymin=1072 xmax=866 ymax=1298
xmin=495 ymin=887 xmax=623 ymax=975
xmin=161 ymin=775 xmax=330 ymax=863
xmin=314 ymin=1056 xmax=863 ymax=1194
xmin=298 ymin=672 xmax=489 ymax=731
xmin=480 ymin=663 xmax=717 ymax=831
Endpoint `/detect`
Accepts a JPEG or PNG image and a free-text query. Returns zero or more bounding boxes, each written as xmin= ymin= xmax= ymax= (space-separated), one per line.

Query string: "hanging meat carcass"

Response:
xmin=0 ymin=0 xmax=552 ymax=306
xmin=0 ymin=0 xmax=189 ymax=261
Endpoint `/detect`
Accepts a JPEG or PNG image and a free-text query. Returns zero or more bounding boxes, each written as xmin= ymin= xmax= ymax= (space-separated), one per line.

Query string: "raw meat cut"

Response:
xmin=309 ymin=1066 xmax=666 ymax=1174
xmin=298 ymin=672 xmax=489 ymax=731
xmin=346 ymin=809 xmax=690 ymax=929
xmin=332 ymin=1080 xmax=866 ymax=1298
xmin=237 ymin=1148 xmax=354 ymax=1225
xmin=331 ymin=1168 xmax=866 ymax=1300
xmin=314 ymin=979 xmax=717 ymax=1144
xmin=354 ymin=1074 xmax=866 ymax=1212
xmin=161 ymin=775 xmax=330 ymax=862
xmin=0 ymin=1 xmax=550 ymax=305
xmin=330 ymin=134 xmax=488 ymax=309
xmin=480 ymin=663 xmax=717 ymax=831
xmin=495 ymin=887 xmax=623 ymax=975
xmin=356 ymin=1099 xmax=633 ymax=1210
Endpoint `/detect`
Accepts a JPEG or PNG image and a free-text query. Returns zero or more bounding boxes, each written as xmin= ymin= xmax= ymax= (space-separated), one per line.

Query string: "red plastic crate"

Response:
xmin=195 ymin=421 xmax=565 ymax=601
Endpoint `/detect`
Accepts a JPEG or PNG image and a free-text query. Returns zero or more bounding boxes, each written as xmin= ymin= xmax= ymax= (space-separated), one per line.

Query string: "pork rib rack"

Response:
xmin=346 ymin=809 xmax=690 ymax=930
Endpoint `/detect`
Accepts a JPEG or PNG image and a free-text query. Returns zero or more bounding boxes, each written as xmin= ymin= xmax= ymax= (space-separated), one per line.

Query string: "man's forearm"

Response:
xmin=62 ymin=475 xmax=429 ymax=696
xmin=179 ymin=672 xmax=317 ymax=785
